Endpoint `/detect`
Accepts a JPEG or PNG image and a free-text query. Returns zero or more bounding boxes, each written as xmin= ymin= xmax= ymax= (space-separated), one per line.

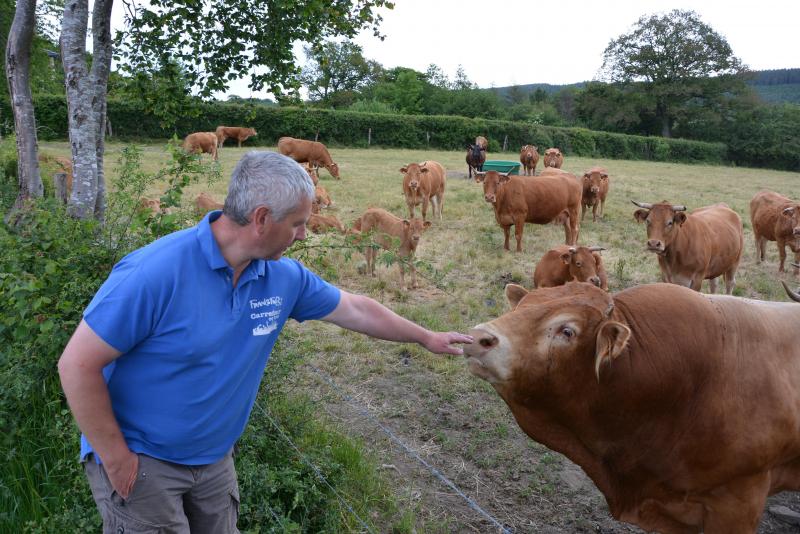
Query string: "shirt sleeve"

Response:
xmin=83 ymin=255 xmax=158 ymax=354
xmin=288 ymin=260 xmax=341 ymax=322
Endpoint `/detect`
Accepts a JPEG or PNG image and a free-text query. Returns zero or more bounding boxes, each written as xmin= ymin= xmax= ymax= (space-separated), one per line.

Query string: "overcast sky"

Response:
xmin=111 ymin=0 xmax=797 ymax=99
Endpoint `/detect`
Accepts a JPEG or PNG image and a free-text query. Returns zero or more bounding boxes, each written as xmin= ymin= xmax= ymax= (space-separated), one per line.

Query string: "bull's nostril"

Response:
xmin=479 ymin=335 xmax=498 ymax=348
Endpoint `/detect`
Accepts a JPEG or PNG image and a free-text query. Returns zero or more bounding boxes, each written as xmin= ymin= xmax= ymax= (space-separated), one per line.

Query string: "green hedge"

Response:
xmin=1 ymin=95 xmax=729 ymax=165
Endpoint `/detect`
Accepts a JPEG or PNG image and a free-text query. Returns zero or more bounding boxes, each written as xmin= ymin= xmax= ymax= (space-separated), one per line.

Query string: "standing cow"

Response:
xmin=400 ymin=160 xmax=446 ymax=221
xmin=464 ymin=281 xmax=800 ymax=534
xmin=749 ymin=190 xmax=800 ymax=276
xmin=633 ymin=201 xmax=743 ymax=294
xmin=476 ymin=170 xmax=581 ymax=251
xmin=533 ymin=245 xmax=608 ymax=289
xmin=542 ymin=148 xmax=563 ymax=169
xmin=277 ymin=137 xmax=340 ymax=179
xmin=581 ymin=167 xmax=610 ymax=222
xmin=466 ymin=144 xmax=485 ymax=180
xmin=215 ymin=126 xmax=257 ymax=148
xmin=519 ymin=145 xmax=539 ymax=176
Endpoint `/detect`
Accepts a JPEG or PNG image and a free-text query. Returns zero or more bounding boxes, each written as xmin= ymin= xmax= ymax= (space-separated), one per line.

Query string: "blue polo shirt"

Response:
xmin=80 ymin=211 xmax=340 ymax=465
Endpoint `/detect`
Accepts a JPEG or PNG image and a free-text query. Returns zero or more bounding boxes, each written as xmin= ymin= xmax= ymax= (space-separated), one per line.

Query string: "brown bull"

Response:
xmin=533 ymin=245 xmax=607 ymax=289
xmin=401 ymin=160 xmax=446 ymax=221
xmin=750 ymin=190 xmax=800 ymax=276
xmin=519 ymin=145 xmax=539 ymax=176
xmin=476 ymin=170 xmax=581 ymax=252
xmin=465 ymin=281 xmax=800 ymax=534
xmin=542 ymin=147 xmax=563 ymax=169
xmin=215 ymin=126 xmax=257 ymax=148
xmin=633 ymin=201 xmax=743 ymax=294
xmin=183 ymin=132 xmax=218 ymax=161
xmin=581 ymin=167 xmax=609 ymax=222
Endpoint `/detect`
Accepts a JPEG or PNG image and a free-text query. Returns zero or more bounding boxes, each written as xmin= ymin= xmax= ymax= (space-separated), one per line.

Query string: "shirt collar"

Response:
xmin=196 ymin=210 xmax=267 ymax=277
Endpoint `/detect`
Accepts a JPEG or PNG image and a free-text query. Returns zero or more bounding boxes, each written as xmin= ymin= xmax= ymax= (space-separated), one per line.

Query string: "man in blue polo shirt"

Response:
xmin=58 ymin=151 xmax=473 ymax=533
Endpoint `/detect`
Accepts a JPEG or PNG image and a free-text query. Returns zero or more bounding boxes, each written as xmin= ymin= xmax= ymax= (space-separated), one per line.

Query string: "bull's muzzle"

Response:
xmin=484 ymin=195 xmax=495 ymax=203
xmin=793 ymin=227 xmax=800 ymax=237
xmin=646 ymin=240 xmax=665 ymax=254
xmin=590 ymin=186 xmax=599 ymax=194
xmin=464 ymin=328 xmax=498 ymax=357
xmin=589 ymin=276 xmax=601 ymax=287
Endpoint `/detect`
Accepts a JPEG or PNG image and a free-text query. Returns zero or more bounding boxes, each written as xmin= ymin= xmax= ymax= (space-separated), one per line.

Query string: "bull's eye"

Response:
xmin=645 ymin=219 xmax=651 ymax=226
xmin=560 ymin=326 xmax=575 ymax=338
xmin=666 ymin=221 xmax=673 ymax=227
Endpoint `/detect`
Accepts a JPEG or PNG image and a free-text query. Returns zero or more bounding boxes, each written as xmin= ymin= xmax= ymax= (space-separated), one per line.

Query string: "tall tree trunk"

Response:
xmin=61 ymin=0 xmax=113 ymax=221
xmin=5 ymin=0 xmax=43 ymax=212
xmin=657 ymin=100 xmax=672 ymax=138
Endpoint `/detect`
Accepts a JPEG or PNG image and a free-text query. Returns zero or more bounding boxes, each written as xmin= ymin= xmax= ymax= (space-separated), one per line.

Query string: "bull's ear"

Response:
xmin=674 ymin=212 xmax=687 ymax=226
xmin=474 ymin=172 xmax=486 ymax=183
xmin=402 ymin=219 xmax=410 ymax=228
xmin=600 ymin=173 xmax=608 ymax=180
xmin=505 ymin=283 xmax=528 ymax=309
xmin=560 ymin=252 xmax=572 ymax=265
xmin=423 ymin=221 xmax=432 ymax=229
xmin=594 ymin=320 xmax=631 ymax=382
xmin=400 ymin=166 xmax=408 ymax=174
xmin=420 ymin=167 xmax=429 ymax=174
xmin=499 ymin=173 xmax=512 ymax=183
xmin=633 ymin=209 xmax=649 ymax=223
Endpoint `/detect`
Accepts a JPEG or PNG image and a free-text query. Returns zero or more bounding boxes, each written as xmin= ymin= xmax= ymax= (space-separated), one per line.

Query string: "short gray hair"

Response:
xmin=224 ymin=151 xmax=315 ymax=224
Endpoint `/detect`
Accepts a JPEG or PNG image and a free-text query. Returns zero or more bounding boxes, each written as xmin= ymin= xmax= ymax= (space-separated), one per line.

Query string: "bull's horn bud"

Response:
xmin=793 ymin=262 xmax=800 ymax=269
xmin=588 ymin=246 xmax=605 ymax=252
xmin=631 ymin=200 xmax=652 ymax=209
xmin=671 ymin=205 xmax=687 ymax=212
xmin=781 ymin=280 xmax=800 ymax=303
xmin=783 ymin=206 xmax=794 ymax=214
xmin=568 ymin=247 xmax=577 ymax=254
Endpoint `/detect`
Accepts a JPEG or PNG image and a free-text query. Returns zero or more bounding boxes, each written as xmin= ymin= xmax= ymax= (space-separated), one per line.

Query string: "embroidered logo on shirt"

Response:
xmin=250 ymin=297 xmax=282 ymax=336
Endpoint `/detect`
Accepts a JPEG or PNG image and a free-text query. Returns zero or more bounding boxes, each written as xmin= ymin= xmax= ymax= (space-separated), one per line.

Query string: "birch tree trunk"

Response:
xmin=60 ymin=0 xmax=114 ymax=221
xmin=5 ymin=0 xmax=43 ymax=211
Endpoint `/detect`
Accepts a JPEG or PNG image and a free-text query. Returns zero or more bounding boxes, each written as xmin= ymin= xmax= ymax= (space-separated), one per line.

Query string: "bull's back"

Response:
xmin=691 ymin=204 xmax=743 ymax=275
xmin=522 ymin=174 xmax=581 ymax=223
xmin=422 ymin=161 xmax=446 ymax=193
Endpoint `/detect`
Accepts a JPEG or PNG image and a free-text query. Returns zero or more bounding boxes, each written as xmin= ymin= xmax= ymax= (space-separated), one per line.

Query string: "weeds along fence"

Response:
xmin=1 ymin=95 xmax=728 ymax=166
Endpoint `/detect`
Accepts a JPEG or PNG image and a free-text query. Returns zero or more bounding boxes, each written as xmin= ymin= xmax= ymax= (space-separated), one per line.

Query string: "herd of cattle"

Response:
xmin=181 ymin=134 xmax=800 ymax=532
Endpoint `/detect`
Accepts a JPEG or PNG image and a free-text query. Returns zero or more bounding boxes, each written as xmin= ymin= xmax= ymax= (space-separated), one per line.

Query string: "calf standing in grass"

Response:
xmin=476 ymin=170 xmax=582 ymax=251
xmin=533 ymin=245 xmax=608 ymax=289
xmin=277 ymin=137 xmax=340 ymax=179
xmin=519 ymin=145 xmax=539 ymax=176
xmin=183 ymin=132 xmax=218 ymax=161
xmin=401 ymin=160 xmax=446 ymax=221
xmin=581 ymin=167 xmax=609 ymax=222
xmin=353 ymin=208 xmax=431 ymax=289
xmin=750 ymin=190 xmax=800 ymax=276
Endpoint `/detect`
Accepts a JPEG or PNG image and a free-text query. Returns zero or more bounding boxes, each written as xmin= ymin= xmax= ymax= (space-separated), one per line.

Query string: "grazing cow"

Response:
xmin=401 ymin=160 xmax=446 ymax=221
xmin=195 ymin=192 xmax=224 ymax=214
xmin=302 ymin=163 xmax=320 ymax=185
xmin=215 ymin=126 xmax=257 ymax=148
xmin=464 ymin=281 xmax=800 ymax=534
xmin=475 ymin=136 xmax=488 ymax=151
xmin=519 ymin=145 xmax=539 ymax=176
xmin=476 ymin=170 xmax=582 ymax=251
xmin=466 ymin=144 xmax=486 ymax=180
xmin=352 ymin=208 xmax=431 ymax=289
xmin=533 ymin=245 xmax=608 ymax=290
xmin=138 ymin=197 xmax=163 ymax=216
xmin=314 ymin=184 xmax=332 ymax=209
xmin=543 ymin=148 xmax=563 ymax=169
xmin=308 ymin=213 xmax=345 ymax=234
xmin=277 ymin=137 xmax=340 ymax=179
xmin=183 ymin=132 xmax=218 ymax=161
xmin=749 ymin=190 xmax=800 ymax=276
xmin=633 ymin=200 xmax=743 ymax=294
xmin=581 ymin=167 xmax=610 ymax=222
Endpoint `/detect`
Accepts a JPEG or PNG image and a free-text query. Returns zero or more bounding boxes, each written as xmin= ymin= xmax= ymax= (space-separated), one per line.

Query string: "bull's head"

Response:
xmin=326 ymin=162 xmax=340 ymax=179
xmin=583 ymin=170 xmax=608 ymax=196
xmin=400 ymin=163 xmax=429 ymax=191
xmin=561 ymin=246 xmax=606 ymax=287
xmin=476 ymin=171 xmax=510 ymax=203
xmin=632 ymin=201 xmax=687 ymax=255
xmin=781 ymin=205 xmax=800 ymax=240
xmin=401 ymin=217 xmax=432 ymax=248
xmin=464 ymin=283 xmax=629 ymax=394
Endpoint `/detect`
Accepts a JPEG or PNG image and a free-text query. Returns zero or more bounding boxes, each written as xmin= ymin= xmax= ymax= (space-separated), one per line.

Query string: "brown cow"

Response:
xmin=215 ymin=126 xmax=257 ymax=148
xmin=533 ymin=245 xmax=608 ymax=290
xmin=277 ymin=137 xmax=340 ymax=179
xmin=581 ymin=167 xmax=610 ymax=222
xmin=183 ymin=132 xmax=218 ymax=161
xmin=138 ymin=197 xmax=163 ymax=216
xmin=542 ymin=147 xmax=563 ymax=169
xmin=195 ymin=192 xmax=224 ymax=214
xmin=308 ymin=213 xmax=345 ymax=234
xmin=476 ymin=170 xmax=581 ymax=252
xmin=400 ymin=160 xmax=446 ymax=221
xmin=465 ymin=281 xmax=800 ymax=534
xmin=352 ymin=208 xmax=431 ymax=289
xmin=749 ymin=190 xmax=800 ymax=276
xmin=314 ymin=184 xmax=332 ymax=209
xmin=633 ymin=201 xmax=743 ymax=294
xmin=519 ymin=145 xmax=539 ymax=176
xmin=475 ymin=136 xmax=488 ymax=150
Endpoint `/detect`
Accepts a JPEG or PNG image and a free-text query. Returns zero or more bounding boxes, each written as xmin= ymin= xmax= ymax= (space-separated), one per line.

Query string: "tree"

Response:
xmin=601 ymin=9 xmax=744 ymax=137
xmin=5 ymin=0 xmax=43 ymax=212
xmin=301 ymin=40 xmax=380 ymax=104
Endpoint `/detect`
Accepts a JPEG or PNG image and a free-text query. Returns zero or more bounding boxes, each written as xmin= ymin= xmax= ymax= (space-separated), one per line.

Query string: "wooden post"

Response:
xmin=503 ymin=135 xmax=508 ymax=152
xmin=368 ymin=128 xmax=371 ymax=147
xmin=53 ymin=172 xmax=68 ymax=204
xmin=314 ymin=130 xmax=319 ymax=141
xmin=106 ymin=116 xmax=113 ymax=138
xmin=426 ymin=131 xmax=430 ymax=145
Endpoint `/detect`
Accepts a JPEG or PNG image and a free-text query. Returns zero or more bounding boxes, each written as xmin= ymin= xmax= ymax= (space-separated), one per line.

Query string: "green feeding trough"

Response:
xmin=482 ymin=160 xmax=521 ymax=175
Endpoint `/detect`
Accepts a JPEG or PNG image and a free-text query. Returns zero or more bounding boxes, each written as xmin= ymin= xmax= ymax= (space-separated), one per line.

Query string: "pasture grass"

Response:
xmin=35 ymin=140 xmax=800 ymax=531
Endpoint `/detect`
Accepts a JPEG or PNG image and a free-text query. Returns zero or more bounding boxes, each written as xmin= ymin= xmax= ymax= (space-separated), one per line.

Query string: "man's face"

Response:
xmin=260 ymin=196 xmax=311 ymax=260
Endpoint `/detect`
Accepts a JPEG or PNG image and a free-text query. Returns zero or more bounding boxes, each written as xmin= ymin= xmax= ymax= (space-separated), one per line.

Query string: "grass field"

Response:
xmin=38 ymin=140 xmax=800 ymax=532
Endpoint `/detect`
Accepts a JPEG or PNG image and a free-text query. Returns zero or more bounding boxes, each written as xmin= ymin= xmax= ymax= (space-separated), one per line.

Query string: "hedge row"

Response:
xmin=2 ymin=95 xmax=728 ymax=165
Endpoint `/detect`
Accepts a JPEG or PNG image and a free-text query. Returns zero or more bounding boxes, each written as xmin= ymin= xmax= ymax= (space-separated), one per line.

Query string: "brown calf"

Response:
xmin=314 ymin=184 xmax=332 ymax=209
xmin=581 ymin=167 xmax=610 ymax=222
xmin=519 ymin=145 xmax=539 ymax=176
xmin=750 ymin=190 xmax=800 ymax=276
xmin=543 ymin=148 xmax=563 ymax=169
xmin=183 ymin=132 xmax=218 ymax=161
xmin=352 ymin=208 xmax=431 ymax=289
xmin=215 ymin=126 xmax=257 ymax=148
xmin=533 ymin=245 xmax=608 ymax=290
xmin=277 ymin=137 xmax=340 ymax=179
xmin=308 ymin=213 xmax=345 ymax=234
xmin=400 ymin=160 xmax=446 ymax=221
xmin=476 ymin=171 xmax=582 ymax=252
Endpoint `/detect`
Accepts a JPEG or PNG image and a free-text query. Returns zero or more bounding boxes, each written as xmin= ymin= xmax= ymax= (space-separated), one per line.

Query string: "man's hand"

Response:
xmin=105 ymin=450 xmax=139 ymax=499
xmin=422 ymin=332 xmax=474 ymax=355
